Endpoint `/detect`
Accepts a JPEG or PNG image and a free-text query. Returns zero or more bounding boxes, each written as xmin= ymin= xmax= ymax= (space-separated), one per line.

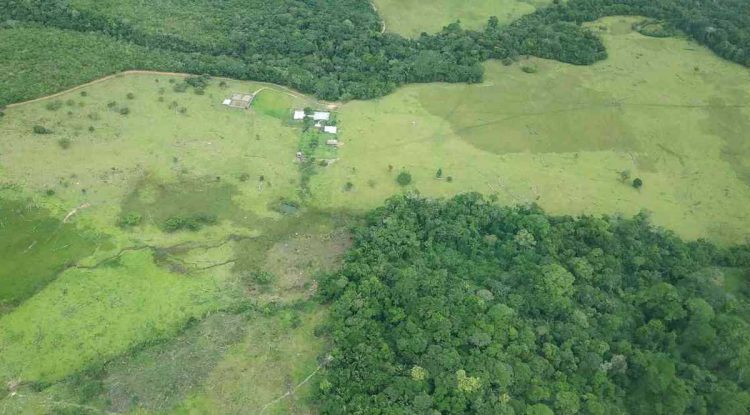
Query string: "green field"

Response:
xmin=312 ymin=17 xmax=750 ymax=244
xmin=373 ymin=0 xmax=550 ymax=37
xmin=0 ymin=15 xmax=749 ymax=414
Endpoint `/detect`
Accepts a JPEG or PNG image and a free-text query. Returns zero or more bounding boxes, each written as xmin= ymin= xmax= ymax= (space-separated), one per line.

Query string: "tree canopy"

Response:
xmin=317 ymin=194 xmax=750 ymax=414
xmin=2 ymin=0 xmax=749 ymax=104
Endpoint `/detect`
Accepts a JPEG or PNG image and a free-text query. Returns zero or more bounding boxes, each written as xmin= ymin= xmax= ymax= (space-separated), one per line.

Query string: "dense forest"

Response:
xmin=1 ymin=0 xmax=749 ymax=104
xmin=317 ymin=194 xmax=750 ymax=414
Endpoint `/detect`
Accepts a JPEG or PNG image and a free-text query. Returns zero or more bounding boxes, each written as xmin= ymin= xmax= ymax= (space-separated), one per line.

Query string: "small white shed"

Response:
xmin=293 ymin=110 xmax=306 ymax=120
xmin=313 ymin=111 xmax=330 ymax=121
xmin=323 ymin=126 xmax=338 ymax=134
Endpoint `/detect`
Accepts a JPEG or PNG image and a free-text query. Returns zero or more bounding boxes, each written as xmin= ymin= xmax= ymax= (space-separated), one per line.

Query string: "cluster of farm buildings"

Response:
xmin=221 ymin=92 xmax=341 ymax=149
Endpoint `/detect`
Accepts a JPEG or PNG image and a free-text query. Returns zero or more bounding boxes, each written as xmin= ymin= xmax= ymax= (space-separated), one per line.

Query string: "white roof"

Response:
xmin=313 ymin=111 xmax=330 ymax=121
xmin=222 ymin=99 xmax=232 ymax=106
xmin=326 ymin=139 xmax=339 ymax=145
xmin=323 ymin=126 xmax=337 ymax=134
xmin=293 ymin=110 xmax=305 ymax=120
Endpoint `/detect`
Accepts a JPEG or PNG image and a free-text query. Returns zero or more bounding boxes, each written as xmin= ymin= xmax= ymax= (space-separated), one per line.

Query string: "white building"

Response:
xmin=293 ymin=110 xmax=306 ymax=120
xmin=323 ymin=126 xmax=338 ymax=134
xmin=326 ymin=139 xmax=339 ymax=146
xmin=313 ymin=111 xmax=330 ymax=121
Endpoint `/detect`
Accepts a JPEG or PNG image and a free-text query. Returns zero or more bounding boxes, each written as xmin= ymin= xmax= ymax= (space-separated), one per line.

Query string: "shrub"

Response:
xmin=185 ymin=74 xmax=210 ymax=89
xmin=33 ymin=125 xmax=53 ymax=134
xmin=239 ymin=172 xmax=250 ymax=182
xmin=126 ymin=92 xmax=135 ymax=99
xmin=57 ymin=137 xmax=71 ymax=149
xmin=173 ymin=82 xmax=189 ymax=93
xmin=344 ymin=181 xmax=354 ymax=191
xmin=162 ymin=213 xmax=217 ymax=232
xmin=117 ymin=213 xmax=142 ymax=228
xmin=80 ymin=91 xmax=88 ymax=97
xmin=396 ymin=171 xmax=412 ymax=186
xmin=501 ymin=57 xmax=514 ymax=66
xmin=521 ymin=64 xmax=538 ymax=73
xmin=179 ymin=107 xmax=187 ymax=114
xmin=619 ymin=170 xmax=631 ymax=183
xmin=46 ymin=100 xmax=63 ymax=111
xmin=168 ymin=101 xmax=178 ymax=110
xmin=45 ymin=189 xmax=55 ymax=196
xmin=195 ymin=88 xmax=205 ymax=95
xmin=436 ymin=168 xmax=443 ymax=178
xmin=0 ymin=111 xmax=5 ymax=118
xmin=107 ymin=101 xmax=117 ymax=108
xmin=88 ymin=126 xmax=95 ymax=132
xmin=632 ymin=178 xmax=643 ymax=189
xmin=65 ymin=99 xmax=75 ymax=106
xmin=119 ymin=107 xmax=130 ymax=115
xmin=447 ymin=176 xmax=453 ymax=182
xmin=247 ymin=270 xmax=276 ymax=285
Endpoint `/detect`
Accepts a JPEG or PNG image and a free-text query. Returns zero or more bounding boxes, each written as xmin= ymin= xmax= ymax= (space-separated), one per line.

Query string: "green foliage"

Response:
xmin=45 ymin=100 xmax=63 ymax=111
xmin=116 ymin=213 xmax=142 ymax=228
xmin=435 ymin=168 xmax=443 ymax=178
xmin=244 ymin=270 xmax=277 ymax=286
xmin=119 ymin=107 xmax=130 ymax=115
xmin=521 ymin=64 xmax=538 ymax=73
xmin=633 ymin=177 xmax=643 ymax=189
xmin=33 ymin=125 xmax=52 ymax=134
xmin=2 ymin=0 xmax=749 ymax=105
xmin=126 ymin=92 xmax=135 ymax=99
xmin=162 ymin=213 xmax=217 ymax=232
xmin=396 ymin=171 xmax=412 ymax=186
xmin=57 ymin=137 xmax=71 ymax=149
xmin=318 ymin=194 xmax=750 ymax=414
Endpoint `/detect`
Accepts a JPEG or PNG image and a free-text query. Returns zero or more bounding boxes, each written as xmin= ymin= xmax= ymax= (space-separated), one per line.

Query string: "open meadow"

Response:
xmin=0 ymin=15 xmax=749 ymax=415
xmin=373 ymin=0 xmax=550 ymax=37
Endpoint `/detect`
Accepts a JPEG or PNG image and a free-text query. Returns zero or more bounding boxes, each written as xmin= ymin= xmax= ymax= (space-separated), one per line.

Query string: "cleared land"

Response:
xmin=0 ymin=16 xmax=749 ymax=414
xmin=373 ymin=0 xmax=550 ymax=37
xmin=312 ymin=17 xmax=750 ymax=244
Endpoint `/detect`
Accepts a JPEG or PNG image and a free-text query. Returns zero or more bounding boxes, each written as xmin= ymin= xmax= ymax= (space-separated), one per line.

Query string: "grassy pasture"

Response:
xmin=373 ymin=0 xmax=550 ymax=37
xmin=0 ymin=15 xmax=749 ymax=415
xmin=312 ymin=16 xmax=750 ymax=244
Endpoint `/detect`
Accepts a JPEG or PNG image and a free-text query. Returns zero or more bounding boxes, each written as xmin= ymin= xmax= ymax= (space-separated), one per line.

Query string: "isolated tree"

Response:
xmin=396 ymin=171 xmax=412 ymax=186
xmin=436 ymin=168 xmax=443 ymax=178
xmin=633 ymin=178 xmax=643 ymax=189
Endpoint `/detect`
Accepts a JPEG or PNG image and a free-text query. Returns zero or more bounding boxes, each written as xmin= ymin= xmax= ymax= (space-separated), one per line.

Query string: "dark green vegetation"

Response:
xmin=0 ymin=197 xmax=105 ymax=307
xmin=2 ymin=0 xmax=749 ymax=105
xmin=318 ymin=194 xmax=750 ymax=414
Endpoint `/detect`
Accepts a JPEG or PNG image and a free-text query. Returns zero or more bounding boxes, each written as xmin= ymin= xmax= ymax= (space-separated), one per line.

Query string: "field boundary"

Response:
xmin=5 ymin=70 xmax=330 ymax=109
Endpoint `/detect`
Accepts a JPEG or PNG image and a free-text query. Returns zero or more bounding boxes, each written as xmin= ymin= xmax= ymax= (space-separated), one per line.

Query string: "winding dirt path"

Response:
xmin=6 ymin=70 xmax=336 ymax=109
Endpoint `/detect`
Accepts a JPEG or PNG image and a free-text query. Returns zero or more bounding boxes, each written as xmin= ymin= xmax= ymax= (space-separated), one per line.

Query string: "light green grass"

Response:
xmin=174 ymin=307 xmax=327 ymax=415
xmin=1 ymin=15 xmax=750 ymax=415
xmin=0 ymin=249 xmax=229 ymax=383
xmin=373 ymin=0 xmax=550 ymax=37
xmin=310 ymin=17 xmax=750 ymax=244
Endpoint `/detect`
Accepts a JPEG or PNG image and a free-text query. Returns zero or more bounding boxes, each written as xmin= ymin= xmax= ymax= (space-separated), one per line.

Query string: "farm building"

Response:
xmin=323 ymin=126 xmax=338 ymax=134
xmin=326 ymin=139 xmax=339 ymax=146
xmin=223 ymin=93 xmax=254 ymax=109
xmin=313 ymin=111 xmax=330 ymax=121
xmin=292 ymin=109 xmax=331 ymax=121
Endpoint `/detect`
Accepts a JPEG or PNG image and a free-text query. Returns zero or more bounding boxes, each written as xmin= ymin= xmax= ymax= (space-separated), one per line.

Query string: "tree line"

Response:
xmin=1 ymin=0 xmax=748 ymax=102
xmin=316 ymin=194 xmax=750 ymax=414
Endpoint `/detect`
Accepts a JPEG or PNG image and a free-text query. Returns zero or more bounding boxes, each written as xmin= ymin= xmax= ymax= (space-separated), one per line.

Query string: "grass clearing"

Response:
xmin=1 ymin=14 xmax=749 ymax=415
xmin=174 ymin=306 xmax=327 ymax=415
xmin=0 ymin=194 xmax=109 ymax=308
xmin=311 ymin=16 xmax=750 ymax=244
xmin=0 ymin=249 xmax=230 ymax=383
xmin=373 ymin=0 xmax=550 ymax=37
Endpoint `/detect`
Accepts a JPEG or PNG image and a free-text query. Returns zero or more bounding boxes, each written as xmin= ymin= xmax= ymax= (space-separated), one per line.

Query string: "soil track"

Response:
xmin=6 ymin=70 xmax=334 ymax=109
